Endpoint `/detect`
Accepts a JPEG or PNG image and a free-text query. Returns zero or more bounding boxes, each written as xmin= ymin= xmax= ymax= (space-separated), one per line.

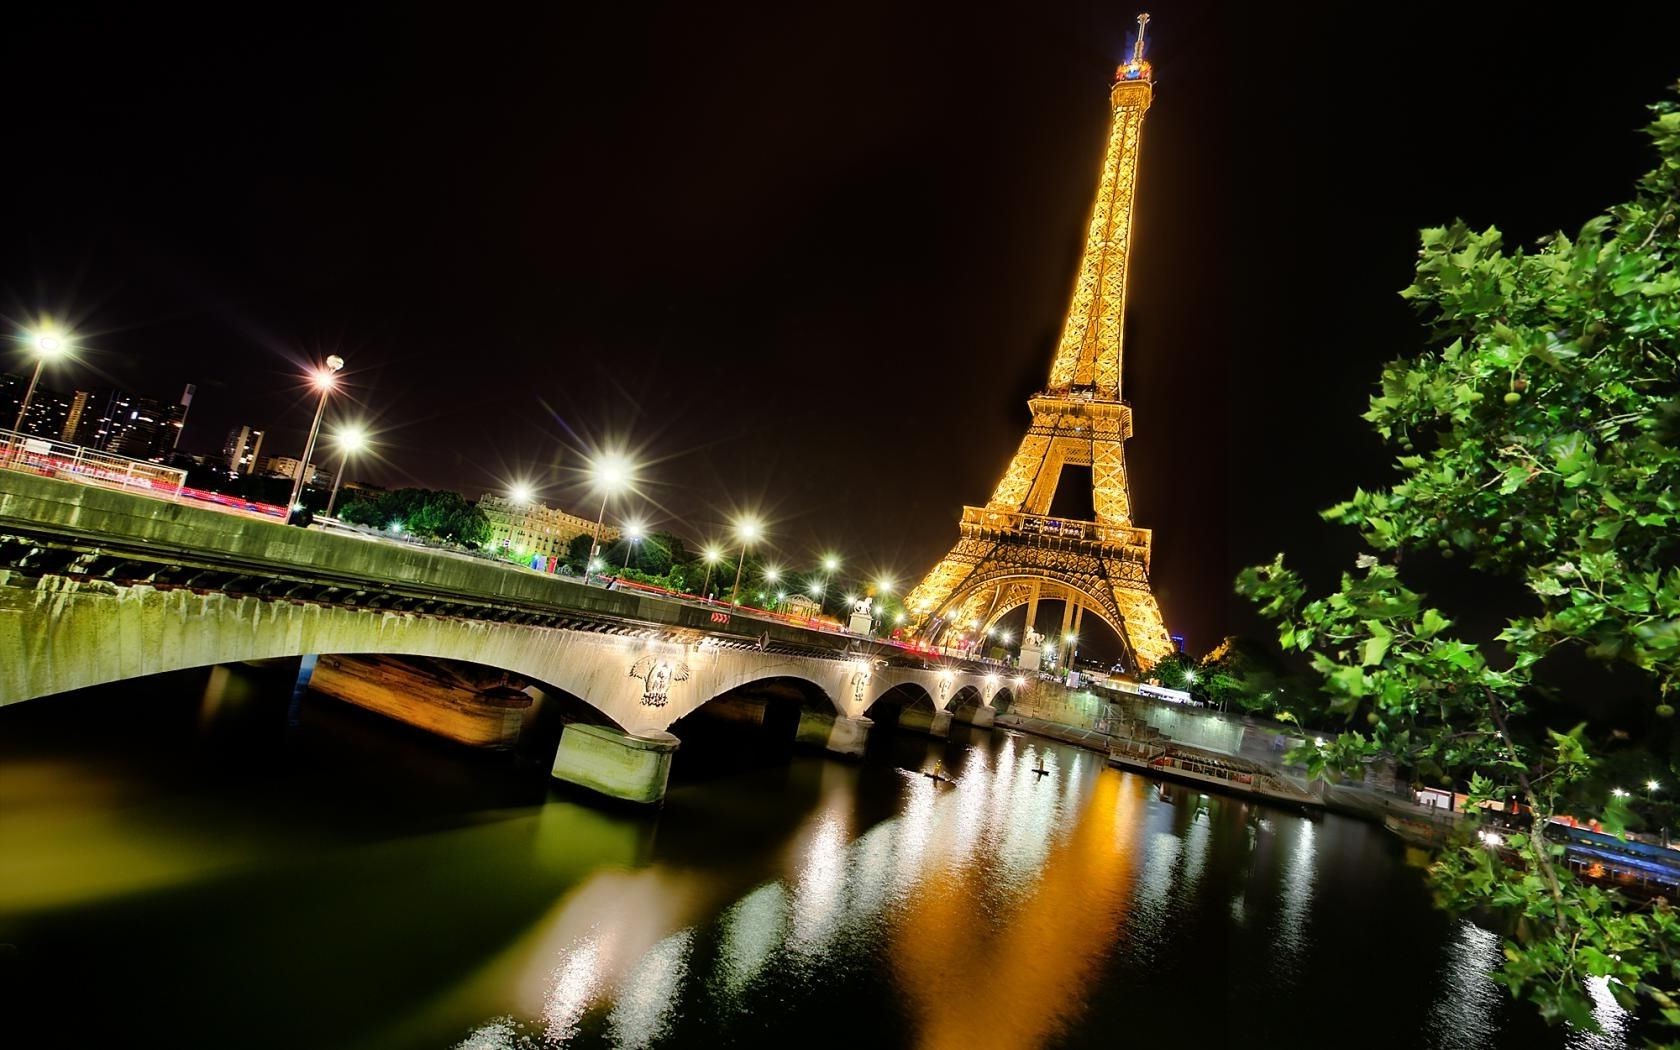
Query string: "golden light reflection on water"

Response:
xmin=892 ymin=765 xmax=1144 ymax=1050
xmin=449 ymin=740 xmax=1154 ymax=1049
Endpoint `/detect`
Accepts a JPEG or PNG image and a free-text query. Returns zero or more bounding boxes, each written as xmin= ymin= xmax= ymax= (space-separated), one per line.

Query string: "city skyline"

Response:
xmin=5 ymin=3 xmax=1679 ymax=654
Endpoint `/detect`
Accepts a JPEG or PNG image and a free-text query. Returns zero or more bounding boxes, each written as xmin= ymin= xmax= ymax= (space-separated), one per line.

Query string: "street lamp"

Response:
xmin=582 ymin=452 xmax=634 ymax=586
xmin=508 ymin=481 xmax=534 ymax=506
xmin=324 ymin=424 xmax=368 ymax=517
xmin=620 ymin=520 xmax=646 ymax=574
xmin=730 ymin=517 xmax=762 ymax=605
xmin=8 ymin=325 xmax=72 ymax=454
xmin=700 ymin=545 xmax=723 ymax=600
xmin=287 ymin=355 xmax=345 ymax=521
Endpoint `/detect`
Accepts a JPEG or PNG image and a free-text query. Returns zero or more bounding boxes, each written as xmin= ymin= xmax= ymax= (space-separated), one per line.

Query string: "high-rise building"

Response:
xmin=61 ymin=390 xmax=93 ymax=444
xmin=106 ymin=395 xmax=180 ymax=461
xmin=0 ymin=372 xmax=72 ymax=441
xmin=479 ymin=495 xmax=619 ymax=562
xmin=223 ymin=425 xmax=266 ymax=475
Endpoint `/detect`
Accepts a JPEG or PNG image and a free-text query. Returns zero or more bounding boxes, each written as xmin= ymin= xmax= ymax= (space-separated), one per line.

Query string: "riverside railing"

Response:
xmin=0 ymin=429 xmax=188 ymax=501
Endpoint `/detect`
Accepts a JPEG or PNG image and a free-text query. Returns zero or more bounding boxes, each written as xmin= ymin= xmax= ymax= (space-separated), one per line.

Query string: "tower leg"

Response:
xmin=1025 ymin=580 xmax=1042 ymax=638
xmin=1060 ymin=595 xmax=1076 ymax=639
xmin=1074 ymin=602 xmax=1086 ymax=636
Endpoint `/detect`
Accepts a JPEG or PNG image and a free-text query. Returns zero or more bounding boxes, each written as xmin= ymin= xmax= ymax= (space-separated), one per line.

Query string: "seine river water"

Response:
xmin=0 ymin=665 xmax=1633 ymax=1049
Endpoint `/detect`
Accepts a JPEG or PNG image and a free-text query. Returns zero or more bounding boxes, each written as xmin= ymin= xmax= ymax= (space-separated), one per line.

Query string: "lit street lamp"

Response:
xmin=8 ymin=325 xmax=71 ymax=454
xmin=323 ymin=424 xmax=368 ymax=517
xmin=287 ymin=355 xmax=345 ymax=522
xmin=730 ymin=517 xmax=762 ymax=605
xmin=620 ymin=520 xmax=646 ymax=574
xmin=582 ymin=452 xmax=634 ymax=586
xmin=700 ymin=546 xmax=723 ymax=600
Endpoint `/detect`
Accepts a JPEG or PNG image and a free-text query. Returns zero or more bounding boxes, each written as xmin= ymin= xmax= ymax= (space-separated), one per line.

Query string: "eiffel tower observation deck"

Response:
xmin=905 ymin=13 xmax=1174 ymax=672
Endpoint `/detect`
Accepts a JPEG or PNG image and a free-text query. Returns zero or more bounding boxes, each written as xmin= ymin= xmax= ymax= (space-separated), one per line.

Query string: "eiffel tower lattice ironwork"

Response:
xmin=903 ymin=13 xmax=1173 ymax=671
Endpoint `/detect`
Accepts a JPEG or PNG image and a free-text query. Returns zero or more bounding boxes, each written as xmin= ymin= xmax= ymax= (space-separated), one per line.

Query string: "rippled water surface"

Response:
xmin=0 ymin=667 xmax=1624 ymax=1048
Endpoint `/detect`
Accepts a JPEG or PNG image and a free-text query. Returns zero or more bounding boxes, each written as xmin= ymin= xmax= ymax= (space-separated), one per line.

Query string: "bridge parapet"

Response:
xmin=0 ymin=473 xmax=1013 ymax=738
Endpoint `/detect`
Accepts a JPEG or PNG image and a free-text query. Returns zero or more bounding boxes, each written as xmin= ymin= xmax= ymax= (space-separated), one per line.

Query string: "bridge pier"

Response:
xmin=928 ymin=709 xmax=954 ymax=739
xmin=970 ymin=705 xmax=996 ymax=729
xmin=551 ymin=723 xmax=681 ymax=805
xmin=795 ymin=708 xmax=836 ymax=748
xmin=825 ymin=715 xmax=872 ymax=758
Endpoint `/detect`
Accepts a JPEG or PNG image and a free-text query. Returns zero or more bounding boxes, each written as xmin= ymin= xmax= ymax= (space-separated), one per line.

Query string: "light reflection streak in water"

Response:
xmin=1273 ymin=818 xmax=1316 ymax=982
xmin=789 ymin=816 xmax=848 ymax=954
xmin=1426 ymin=920 xmax=1503 ymax=1050
xmin=715 ymin=883 xmax=787 ymax=997
xmin=1180 ymin=806 xmax=1210 ymax=894
xmin=1571 ymin=976 xmax=1632 ymax=1050
xmin=542 ymin=932 xmax=604 ymax=1043
xmin=605 ymin=929 xmax=693 ymax=1048
xmin=995 ymin=747 xmax=1059 ymax=886
xmin=1426 ymin=920 xmax=1632 ymax=1050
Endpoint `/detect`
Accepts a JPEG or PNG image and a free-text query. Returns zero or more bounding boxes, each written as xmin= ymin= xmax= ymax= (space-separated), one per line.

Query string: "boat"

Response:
xmin=1107 ymin=737 xmax=1317 ymax=808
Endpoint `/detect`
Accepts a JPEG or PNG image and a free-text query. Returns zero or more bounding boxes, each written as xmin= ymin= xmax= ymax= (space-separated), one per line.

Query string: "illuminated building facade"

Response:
xmin=903 ymin=13 xmax=1172 ymax=671
xmin=223 ymin=425 xmax=266 ymax=475
xmin=479 ymin=495 xmax=620 ymax=562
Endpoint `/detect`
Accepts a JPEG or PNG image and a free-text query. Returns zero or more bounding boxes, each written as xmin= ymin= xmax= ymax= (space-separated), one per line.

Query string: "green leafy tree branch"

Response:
xmin=1239 ymin=86 xmax=1680 ymax=1036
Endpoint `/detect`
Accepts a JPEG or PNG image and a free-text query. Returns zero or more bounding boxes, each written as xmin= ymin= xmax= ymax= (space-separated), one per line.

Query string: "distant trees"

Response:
xmin=337 ymin=488 xmax=490 ymax=549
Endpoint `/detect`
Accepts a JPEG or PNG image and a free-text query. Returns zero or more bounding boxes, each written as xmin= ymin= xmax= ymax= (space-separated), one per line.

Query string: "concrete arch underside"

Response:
xmin=1 ymin=578 xmax=1008 ymax=735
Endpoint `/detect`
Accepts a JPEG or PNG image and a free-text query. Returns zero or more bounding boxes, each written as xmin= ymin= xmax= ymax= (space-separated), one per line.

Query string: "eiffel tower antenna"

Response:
xmin=903 ymin=13 xmax=1172 ymax=672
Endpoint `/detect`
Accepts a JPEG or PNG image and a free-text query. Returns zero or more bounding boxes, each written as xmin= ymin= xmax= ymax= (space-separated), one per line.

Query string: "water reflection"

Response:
xmin=715 ymin=883 xmax=786 ymax=997
xmin=606 ymin=930 xmax=692 ymax=1048
xmin=2 ymin=677 xmax=1608 ymax=1049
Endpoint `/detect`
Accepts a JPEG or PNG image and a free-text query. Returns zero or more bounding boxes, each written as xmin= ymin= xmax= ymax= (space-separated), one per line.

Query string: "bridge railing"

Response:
xmin=0 ymin=430 xmax=188 ymax=501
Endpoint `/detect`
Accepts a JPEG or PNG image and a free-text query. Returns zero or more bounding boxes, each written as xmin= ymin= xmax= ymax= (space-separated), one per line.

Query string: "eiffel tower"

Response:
xmin=904 ymin=13 xmax=1173 ymax=672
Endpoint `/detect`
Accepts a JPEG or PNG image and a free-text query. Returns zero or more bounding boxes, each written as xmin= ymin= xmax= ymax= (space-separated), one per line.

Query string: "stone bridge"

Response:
xmin=0 ymin=472 xmax=1027 ymax=802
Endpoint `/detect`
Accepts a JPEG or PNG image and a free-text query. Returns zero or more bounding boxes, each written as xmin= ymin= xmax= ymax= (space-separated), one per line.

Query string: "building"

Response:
xmin=61 ymin=390 xmax=92 ymax=443
xmin=259 ymin=456 xmax=331 ymax=487
xmin=479 ymin=495 xmax=619 ymax=562
xmin=104 ymin=394 xmax=185 ymax=461
xmin=223 ymin=425 xmax=266 ymax=475
xmin=0 ymin=373 xmax=72 ymax=441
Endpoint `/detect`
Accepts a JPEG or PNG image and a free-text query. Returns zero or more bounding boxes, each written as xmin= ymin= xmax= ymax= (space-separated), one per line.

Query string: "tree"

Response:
xmin=1238 ymin=87 xmax=1680 ymax=1037
xmin=337 ymin=488 xmax=490 ymax=549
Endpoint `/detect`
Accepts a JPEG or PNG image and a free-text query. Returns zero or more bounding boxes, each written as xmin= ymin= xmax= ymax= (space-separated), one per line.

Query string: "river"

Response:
xmin=0 ymin=664 xmax=1632 ymax=1048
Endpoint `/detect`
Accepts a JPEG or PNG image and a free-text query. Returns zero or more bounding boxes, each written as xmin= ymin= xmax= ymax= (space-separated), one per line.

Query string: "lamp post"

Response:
xmin=700 ymin=546 xmax=723 ymax=600
xmin=620 ymin=520 xmax=646 ymax=575
xmin=730 ymin=518 xmax=762 ymax=605
xmin=819 ymin=554 xmax=839 ymax=613
xmin=8 ymin=327 xmax=71 ymax=456
xmin=287 ymin=355 xmax=345 ymax=522
xmin=582 ymin=452 xmax=634 ymax=586
xmin=324 ymin=425 xmax=367 ymax=517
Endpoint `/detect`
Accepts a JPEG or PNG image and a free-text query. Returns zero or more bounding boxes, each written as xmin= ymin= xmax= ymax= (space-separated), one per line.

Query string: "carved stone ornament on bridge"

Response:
xmin=629 ymin=655 xmax=691 ymax=708
xmin=850 ymin=664 xmax=872 ymax=704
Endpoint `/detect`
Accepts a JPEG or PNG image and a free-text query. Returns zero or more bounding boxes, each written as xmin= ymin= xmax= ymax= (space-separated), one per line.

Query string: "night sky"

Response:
xmin=4 ymin=3 xmax=1678 ymax=657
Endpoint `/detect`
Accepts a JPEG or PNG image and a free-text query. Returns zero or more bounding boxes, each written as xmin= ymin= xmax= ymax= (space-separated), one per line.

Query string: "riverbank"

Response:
xmin=994 ymin=709 xmax=1457 ymax=830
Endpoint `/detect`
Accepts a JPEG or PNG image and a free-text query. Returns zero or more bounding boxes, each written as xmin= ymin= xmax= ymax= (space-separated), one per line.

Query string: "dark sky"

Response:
xmin=4 ymin=2 xmax=1678 ymax=657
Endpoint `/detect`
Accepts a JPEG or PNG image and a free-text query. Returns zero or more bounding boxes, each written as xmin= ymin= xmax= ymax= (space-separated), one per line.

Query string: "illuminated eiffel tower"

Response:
xmin=904 ymin=13 xmax=1172 ymax=671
